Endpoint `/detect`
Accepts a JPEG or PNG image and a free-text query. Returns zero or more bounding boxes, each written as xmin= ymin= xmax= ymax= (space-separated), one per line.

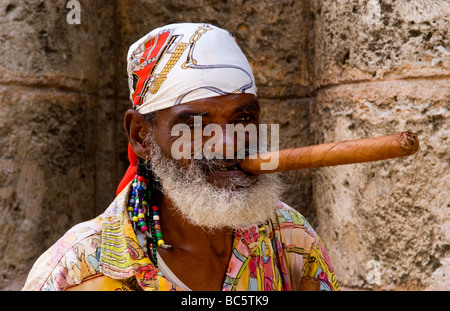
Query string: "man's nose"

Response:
xmin=204 ymin=126 xmax=245 ymax=159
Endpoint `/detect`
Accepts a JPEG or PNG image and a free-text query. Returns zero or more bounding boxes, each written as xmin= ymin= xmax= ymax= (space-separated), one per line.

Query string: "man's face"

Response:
xmin=135 ymin=94 xmax=283 ymax=230
xmin=149 ymin=93 xmax=260 ymax=188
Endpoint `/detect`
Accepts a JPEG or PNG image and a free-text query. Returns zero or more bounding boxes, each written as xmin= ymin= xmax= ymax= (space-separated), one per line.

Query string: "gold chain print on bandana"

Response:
xmin=150 ymin=42 xmax=189 ymax=94
xmin=182 ymin=25 xmax=213 ymax=69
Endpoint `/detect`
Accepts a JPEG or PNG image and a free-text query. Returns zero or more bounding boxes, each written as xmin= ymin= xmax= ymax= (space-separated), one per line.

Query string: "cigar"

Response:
xmin=240 ymin=131 xmax=419 ymax=175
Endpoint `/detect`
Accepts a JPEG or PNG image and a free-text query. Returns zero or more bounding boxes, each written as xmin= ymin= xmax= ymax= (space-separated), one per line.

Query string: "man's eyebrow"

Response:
xmin=170 ymin=99 xmax=259 ymax=122
xmin=235 ymin=100 xmax=260 ymax=113
xmin=173 ymin=110 xmax=208 ymax=121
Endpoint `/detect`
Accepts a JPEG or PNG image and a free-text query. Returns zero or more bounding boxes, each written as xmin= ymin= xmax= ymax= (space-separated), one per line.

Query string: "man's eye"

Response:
xmin=236 ymin=115 xmax=253 ymax=122
xmin=188 ymin=121 xmax=202 ymax=128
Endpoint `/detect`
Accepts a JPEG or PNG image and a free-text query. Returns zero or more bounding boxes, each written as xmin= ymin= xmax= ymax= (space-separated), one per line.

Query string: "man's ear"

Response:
xmin=124 ymin=109 xmax=151 ymax=159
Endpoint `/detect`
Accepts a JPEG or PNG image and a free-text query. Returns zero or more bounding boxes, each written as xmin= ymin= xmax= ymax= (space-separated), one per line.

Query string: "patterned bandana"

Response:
xmin=117 ymin=23 xmax=257 ymax=195
xmin=126 ymin=22 xmax=257 ymax=114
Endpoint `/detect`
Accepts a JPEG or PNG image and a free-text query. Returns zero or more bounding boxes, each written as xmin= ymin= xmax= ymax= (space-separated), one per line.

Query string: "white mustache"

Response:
xmin=142 ymin=131 xmax=284 ymax=231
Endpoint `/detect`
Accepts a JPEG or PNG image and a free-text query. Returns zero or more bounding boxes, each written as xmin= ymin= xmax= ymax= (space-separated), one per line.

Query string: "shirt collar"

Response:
xmin=99 ymin=182 xmax=160 ymax=290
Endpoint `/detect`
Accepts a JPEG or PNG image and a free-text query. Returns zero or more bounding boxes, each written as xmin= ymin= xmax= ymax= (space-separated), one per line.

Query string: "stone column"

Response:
xmin=95 ymin=0 xmax=124 ymax=215
xmin=310 ymin=0 xmax=449 ymax=290
xmin=0 ymin=0 xmax=99 ymax=289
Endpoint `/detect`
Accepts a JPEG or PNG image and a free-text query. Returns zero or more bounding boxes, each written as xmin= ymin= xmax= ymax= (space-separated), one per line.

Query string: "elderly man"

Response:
xmin=22 ymin=23 xmax=339 ymax=291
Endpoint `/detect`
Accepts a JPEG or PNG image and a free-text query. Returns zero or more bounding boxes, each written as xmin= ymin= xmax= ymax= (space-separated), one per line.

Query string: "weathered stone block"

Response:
xmin=310 ymin=79 xmax=449 ymax=290
xmin=0 ymin=86 xmax=97 ymax=289
xmin=311 ymin=0 xmax=450 ymax=88
xmin=95 ymin=98 xmax=120 ymax=215
xmin=0 ymin=0 xmax=99 ymax=92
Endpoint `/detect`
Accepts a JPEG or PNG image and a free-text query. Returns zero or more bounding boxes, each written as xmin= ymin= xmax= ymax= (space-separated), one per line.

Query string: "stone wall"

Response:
xmin=310 ymin=0 xmax=449 ymax=290
xmin=0 ymin=0 xmax=448 ymax=290
xmin=0 ymin=0 xmax=100 ymax=290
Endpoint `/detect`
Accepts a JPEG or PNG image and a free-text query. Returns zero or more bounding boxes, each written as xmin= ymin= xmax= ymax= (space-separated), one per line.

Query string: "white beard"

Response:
xmin=143 ymin=132 xmax=284 ymax=231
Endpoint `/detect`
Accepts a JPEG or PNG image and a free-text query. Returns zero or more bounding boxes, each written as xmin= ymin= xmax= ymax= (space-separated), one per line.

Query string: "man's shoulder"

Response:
xmin=51 ymin=216 xmax=103 ymax=258
xmin=274 ymin=201 xmax=316 ymax=234
xmin=23 ymin=187 xmax=134 ymax=290
xmin=271 ymin=201 xmax=320 ymax=251
xmin=22 ymin=216 xmax=103 ymax=290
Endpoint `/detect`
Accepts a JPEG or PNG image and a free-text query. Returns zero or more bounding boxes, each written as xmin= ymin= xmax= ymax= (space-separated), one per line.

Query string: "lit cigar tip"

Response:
xmin=399 ymin=131 xmax=419 ymax=155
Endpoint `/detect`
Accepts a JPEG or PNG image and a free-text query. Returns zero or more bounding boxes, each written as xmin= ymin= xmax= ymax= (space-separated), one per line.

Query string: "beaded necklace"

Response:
xmin=127 ymin=174 xmax=172 ymax=267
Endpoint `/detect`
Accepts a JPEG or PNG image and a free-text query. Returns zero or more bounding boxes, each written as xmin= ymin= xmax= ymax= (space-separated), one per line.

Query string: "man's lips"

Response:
xmin=208 ymin=169 xmax=247 ymax=178
xmin=203 ymin=162 xmax=256 ymax=187
xmin=213 ymin=163 xmax=240 ymax=171
xmin=206 ymin=169 xmax=252 ymax=188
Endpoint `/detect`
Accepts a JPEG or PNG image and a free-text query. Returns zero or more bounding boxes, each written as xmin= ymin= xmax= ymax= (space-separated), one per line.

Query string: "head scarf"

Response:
xmin=116 ymin=23 xmax=257 ymax=195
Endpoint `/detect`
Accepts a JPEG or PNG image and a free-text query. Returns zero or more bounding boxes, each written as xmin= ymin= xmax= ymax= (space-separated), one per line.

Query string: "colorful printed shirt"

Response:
xmin=22 ymin=183 xmax=339 ymax=291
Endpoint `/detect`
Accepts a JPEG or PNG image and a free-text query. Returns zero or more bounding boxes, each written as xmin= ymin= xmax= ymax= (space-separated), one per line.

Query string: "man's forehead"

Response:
xmin=166 ymin=94 xmax=259 ymax=117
